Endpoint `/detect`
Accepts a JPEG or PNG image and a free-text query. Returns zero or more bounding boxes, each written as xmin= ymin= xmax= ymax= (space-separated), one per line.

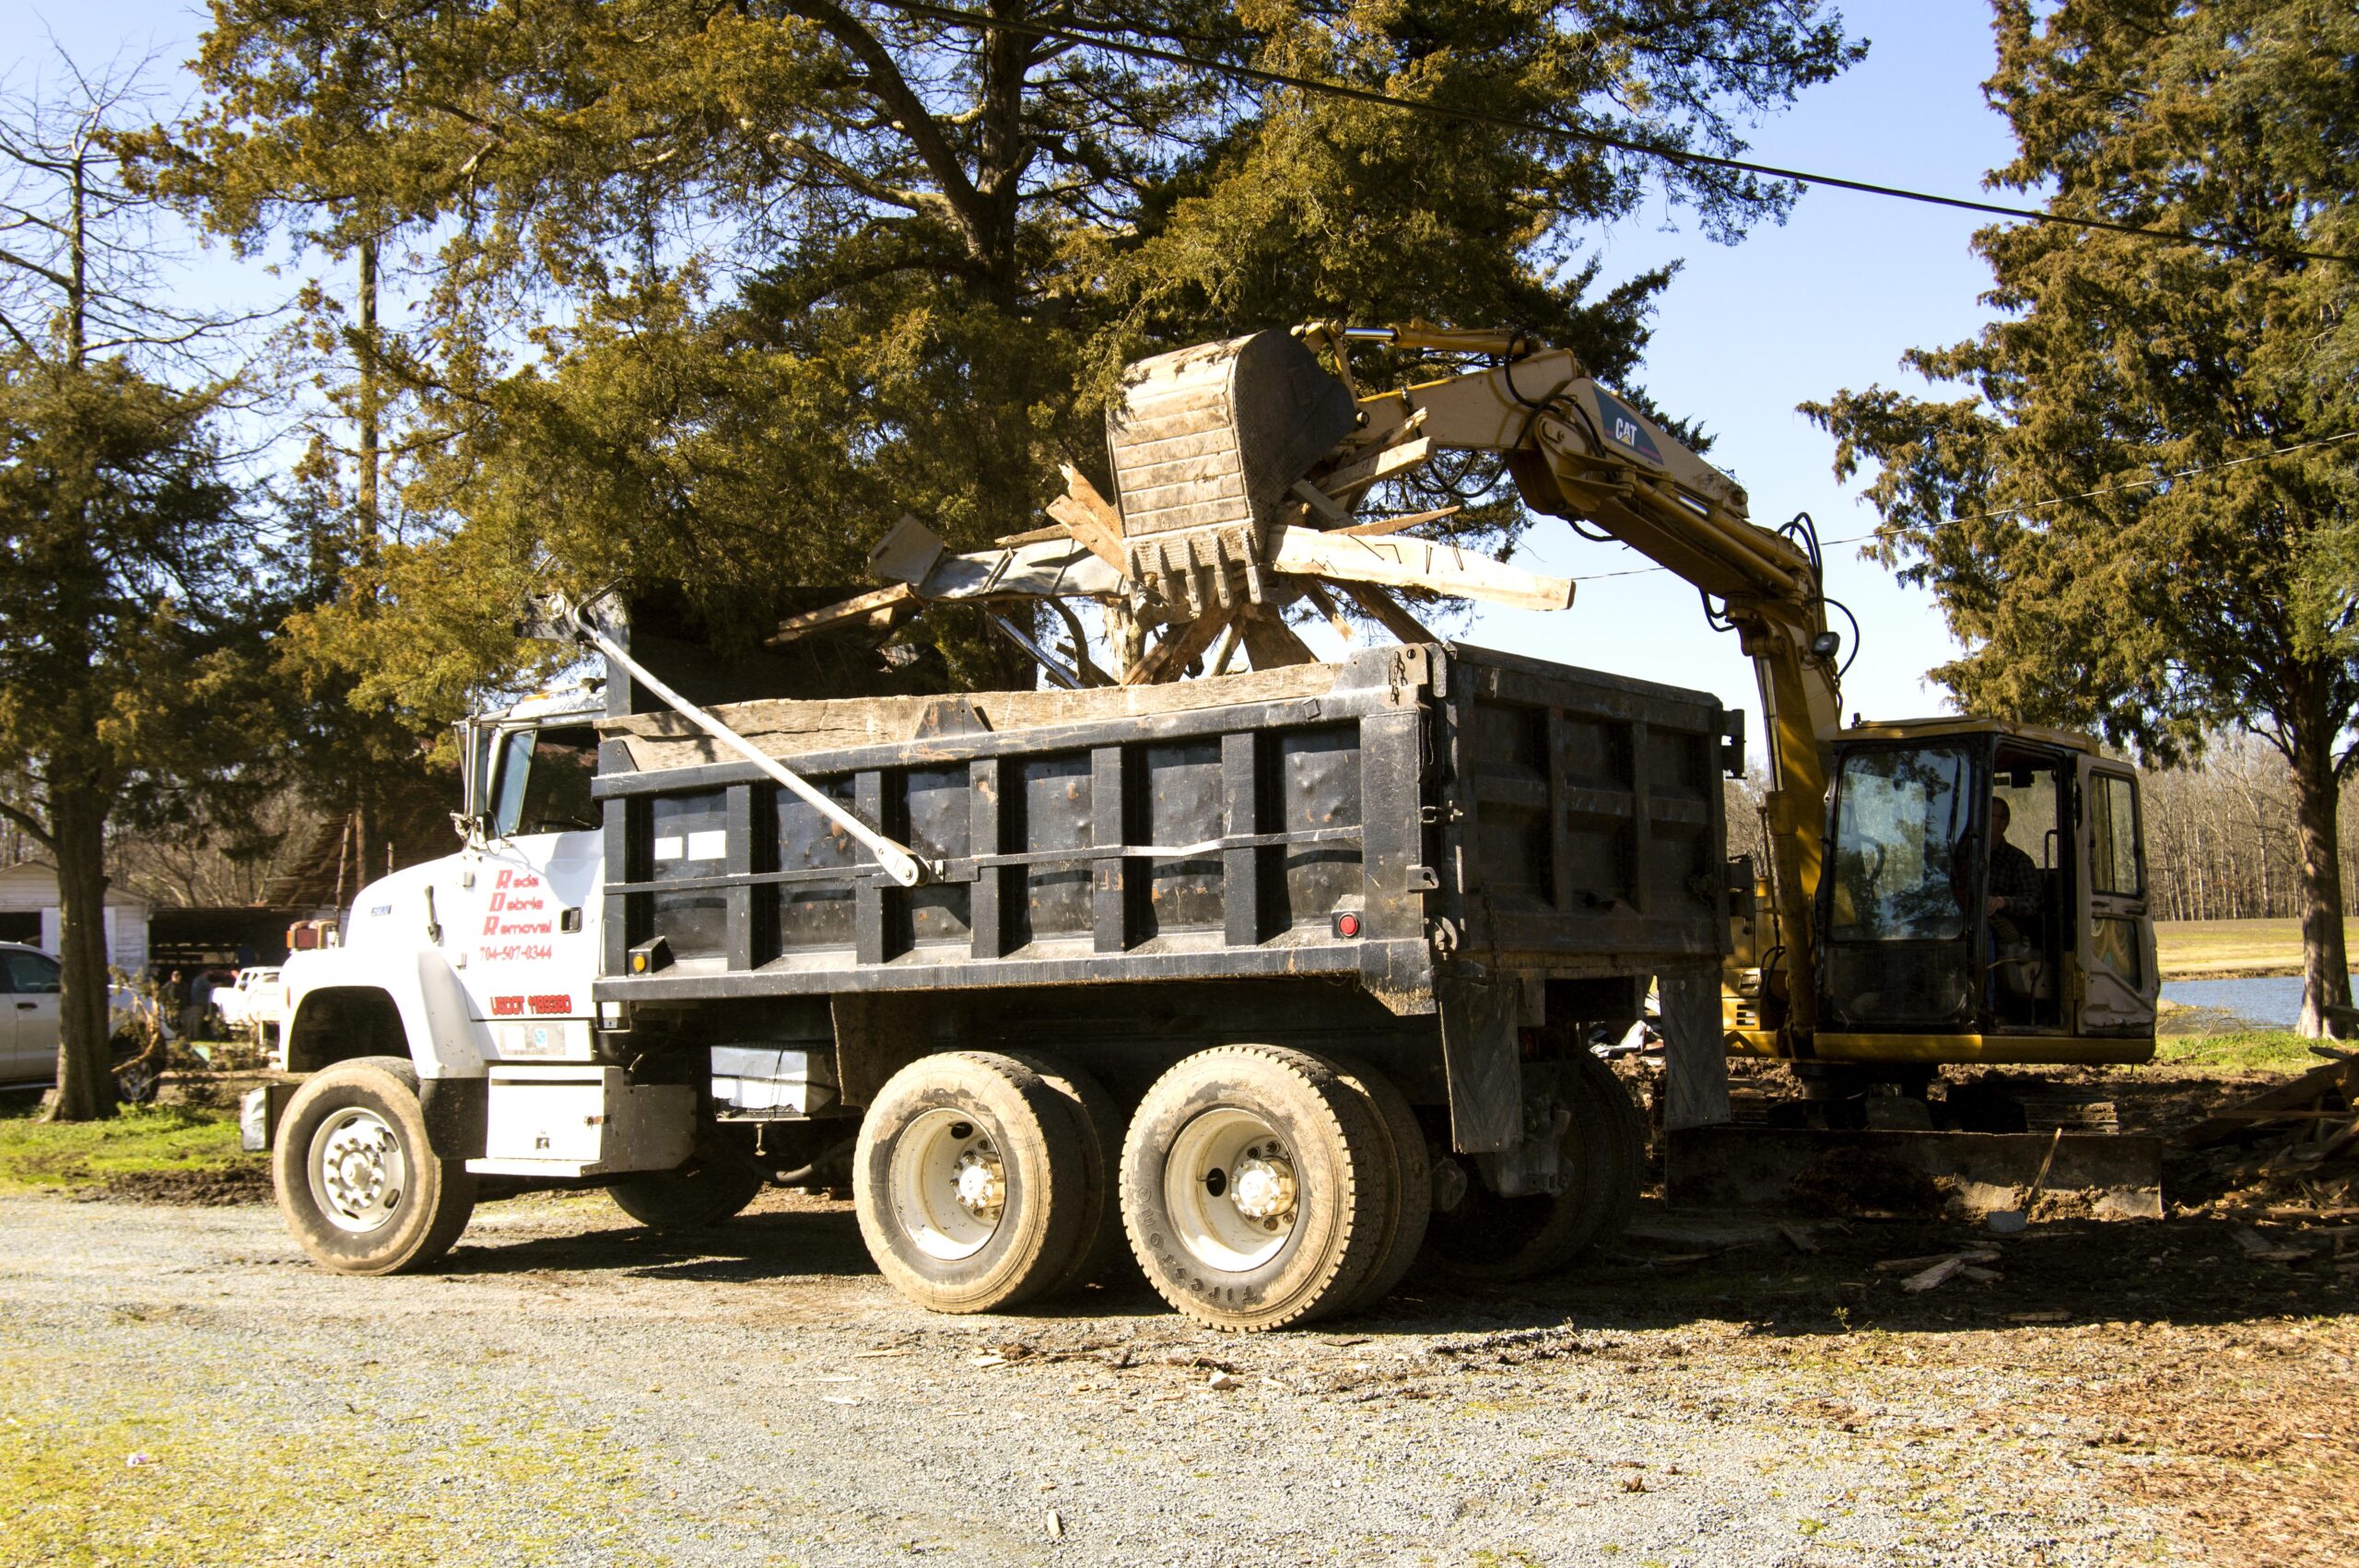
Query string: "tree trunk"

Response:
xmin=357 ymin=237 xmax=381 ymax=540
xmin=46 ymin=782 xmax=115 ymax=1121
xmin=2289 ymin=721 xmax=2353 ymax=1038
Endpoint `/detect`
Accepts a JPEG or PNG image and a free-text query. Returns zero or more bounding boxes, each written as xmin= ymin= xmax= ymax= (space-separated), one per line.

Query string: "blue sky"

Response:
xmin=18 ymin=0 xmax=2015 ymax=747
xmin=1461 ymin=0 xmax=2019 ymax=742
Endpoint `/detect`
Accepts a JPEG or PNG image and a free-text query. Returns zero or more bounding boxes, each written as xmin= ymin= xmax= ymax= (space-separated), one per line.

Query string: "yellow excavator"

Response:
xmin=1090 ymin=322 xmax=2161 ymax=1139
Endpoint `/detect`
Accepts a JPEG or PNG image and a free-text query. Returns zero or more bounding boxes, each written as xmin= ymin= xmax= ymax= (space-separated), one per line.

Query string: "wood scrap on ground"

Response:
xmin=2184 ymin=1057 xmax=2358 ymax=1150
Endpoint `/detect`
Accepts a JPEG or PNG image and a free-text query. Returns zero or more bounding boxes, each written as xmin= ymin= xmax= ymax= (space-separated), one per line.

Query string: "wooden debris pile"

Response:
xmin=2179 ymin=1046 xmax=2359 ymax=1213
xmin=769 ymin=328 xmax=1575 ymax=687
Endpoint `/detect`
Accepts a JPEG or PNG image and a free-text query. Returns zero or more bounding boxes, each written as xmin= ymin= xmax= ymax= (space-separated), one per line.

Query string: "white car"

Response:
xmin=0 ymin=942 xmax=173 ymax=1088
xmin=215 ymin=966 xmax=284 ymax=1033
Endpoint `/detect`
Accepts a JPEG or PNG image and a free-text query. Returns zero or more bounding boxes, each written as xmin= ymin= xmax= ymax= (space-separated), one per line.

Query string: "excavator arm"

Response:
xmin=1328 ymin=325 xmax=1843 ymax=1040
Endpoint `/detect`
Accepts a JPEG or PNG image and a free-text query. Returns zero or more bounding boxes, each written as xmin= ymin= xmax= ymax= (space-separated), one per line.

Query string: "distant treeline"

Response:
xmin=1723 ymin=733 xmax=2359 ymax=923
xmin=2136 ymin=738 xmax=2359 ymax=922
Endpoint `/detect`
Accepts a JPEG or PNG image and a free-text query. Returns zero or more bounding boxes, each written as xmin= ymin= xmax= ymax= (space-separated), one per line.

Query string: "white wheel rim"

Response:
xmin=1164 ymin=1107 xmax=1298 ymax=1273
xmin=308 ymin=1107 xmax=408 ymax=1235
xmin=888 ymin=1108 xmax=1005 ymax=1262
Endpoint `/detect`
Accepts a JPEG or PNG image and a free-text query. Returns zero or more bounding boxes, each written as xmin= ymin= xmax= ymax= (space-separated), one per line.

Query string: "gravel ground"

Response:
xmin=11 ymin=1181 xmax=2353 ymax=1568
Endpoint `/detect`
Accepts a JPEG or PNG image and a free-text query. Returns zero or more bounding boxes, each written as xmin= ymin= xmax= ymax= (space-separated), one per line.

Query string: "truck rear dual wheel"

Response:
xmin=274 ymin=1056 xmax=477 ymax=1276
xmin=1331 ymin=1059 xmax=1433 ymax=1315
xmin=1004 ymin=1052 xmax=1132 ymax=1296
xmin=1119 ymin=1046 xmax=1402 ymax=1332
xmin=853 ymin=1052 xmax=1104 ymax=1314
xmin=608 ymin=1122 xmax=769 ymax=1232
xmin=1425 ymin=1051 xmax=1644 ymax=1281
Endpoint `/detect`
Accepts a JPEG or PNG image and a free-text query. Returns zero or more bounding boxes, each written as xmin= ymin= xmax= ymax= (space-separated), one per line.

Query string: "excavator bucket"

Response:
xmin=1104 ymin=331 xmax=1356 ymax=607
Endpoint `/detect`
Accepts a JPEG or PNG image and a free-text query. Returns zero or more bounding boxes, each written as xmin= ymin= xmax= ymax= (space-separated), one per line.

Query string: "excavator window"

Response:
xmin=1821 ymin=744 xmax=1979 ymax=1029
xmin=1987 ymin=749 xmax=2069 ymax=1028
xmin=1828 ymin=746 xmax=1973 ymax=942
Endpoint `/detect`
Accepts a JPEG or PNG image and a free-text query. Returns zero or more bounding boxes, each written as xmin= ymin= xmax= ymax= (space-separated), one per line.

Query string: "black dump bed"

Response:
xmin=593 ymin=642 xmax=1734 ymax=1023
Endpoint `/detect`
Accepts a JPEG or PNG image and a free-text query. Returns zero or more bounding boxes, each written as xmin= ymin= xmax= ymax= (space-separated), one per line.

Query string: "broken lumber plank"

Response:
xmin=1288 ymin=478 xmax=1353 ymax=526
xmin=1901 ymin=1257 xmax=1965 ymax=1293
xmin=1046 ymin=495 xmax=1131 ymax=575
xmin=1873 ymin=1248 xmax=2001 ymax=1274
xmin=1338 ymin=581 xmax=1438 ymax=646
xmin=1207 ymin=620 xmax=1242 ymax=677
xmin=1300 ymin=579 xmax=1355 ymax=644
xmin=767 ymin=583 xmax=919 ymax=646
xmin=1337 ymin=505 xmax=1461 ymax=537
xmin=2232 ymin=1225 xmax=2317 ymax=1262
xmin=2184 ymin=1059 xmax=2358 ymax=1146
xmin=1054 ymin=463 xmax=1132 ymax=573
xmin=1050 ymin=464 xmax=1132 ymax=574
xmin=1058 ymin=463 xmax=1125 ymax=532
xmin=1316 ymin=434 xmax=1433 ymax=497
xmin=1238 ymin=607 xmax=1317 ymax=670
xmin=1121 ymin=611 xmax=1231 ymax=686
xmin=1271 ymin=527 xmax=1575 ymax=612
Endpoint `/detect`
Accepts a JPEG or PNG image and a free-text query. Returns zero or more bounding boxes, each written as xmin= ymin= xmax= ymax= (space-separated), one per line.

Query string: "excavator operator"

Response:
xmin=1984 ymin=798 xmax=2045 ymax=943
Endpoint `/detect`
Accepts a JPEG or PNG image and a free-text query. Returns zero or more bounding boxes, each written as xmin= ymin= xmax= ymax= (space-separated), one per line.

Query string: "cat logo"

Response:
xmin=1592 ymin=387 xmax=1665 ymax=467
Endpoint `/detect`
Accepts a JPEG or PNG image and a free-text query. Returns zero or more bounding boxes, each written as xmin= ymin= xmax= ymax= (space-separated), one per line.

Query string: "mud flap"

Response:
xmin=1438 ymin=975 xmax=1520 ymax=1153
xmin=1666 ymin=1126 xmax=2165 ymax=1221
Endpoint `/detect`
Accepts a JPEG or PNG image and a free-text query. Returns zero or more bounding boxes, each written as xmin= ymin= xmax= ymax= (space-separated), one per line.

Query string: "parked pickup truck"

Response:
xmin=259 ymin=637 xmax=1737 ymax=1329
xmin=215 ymin=965 xmax=284 ymax=1036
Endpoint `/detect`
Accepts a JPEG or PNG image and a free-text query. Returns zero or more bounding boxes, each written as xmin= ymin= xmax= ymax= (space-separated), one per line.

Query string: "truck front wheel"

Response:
xmin=274 ymin=1056 xmax=476 ymax=1276
xmin=853 ymin=1052 xmax=1094 ymax=1314
xmin=1120 ymin=1046 xmax=1393 ymax=1332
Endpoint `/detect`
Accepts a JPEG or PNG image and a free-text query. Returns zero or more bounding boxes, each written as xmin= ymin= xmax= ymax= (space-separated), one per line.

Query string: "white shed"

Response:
xmin=0 ymin=862 xmax=151 ymax=975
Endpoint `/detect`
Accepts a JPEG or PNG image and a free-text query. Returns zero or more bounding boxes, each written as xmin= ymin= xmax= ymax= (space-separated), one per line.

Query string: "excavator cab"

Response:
xmin=1812 ymin=720 xmax=2156 ymax=1063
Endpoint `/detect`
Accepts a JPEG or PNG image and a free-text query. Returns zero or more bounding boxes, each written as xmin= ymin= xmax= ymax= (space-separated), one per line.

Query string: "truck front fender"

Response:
xmin=281 ymin=946 xmax=487 ymax=1080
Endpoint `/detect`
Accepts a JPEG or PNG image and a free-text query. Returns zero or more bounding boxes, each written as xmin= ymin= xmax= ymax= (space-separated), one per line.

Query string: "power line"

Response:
xmin=1946 ymin=427 xmax=2359 ymax=522
xmin=867 ymin=0 xmax=2357 ymax=269
xmin=1566 ymin=429 xmax=2359 ymax=581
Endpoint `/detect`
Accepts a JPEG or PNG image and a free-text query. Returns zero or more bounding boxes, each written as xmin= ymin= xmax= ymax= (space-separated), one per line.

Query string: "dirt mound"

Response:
xmin=78 ymin=1163 xmax=273 ymax=1207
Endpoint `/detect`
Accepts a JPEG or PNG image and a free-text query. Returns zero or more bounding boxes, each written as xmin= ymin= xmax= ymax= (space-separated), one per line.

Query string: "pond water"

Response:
xmin=2159 ymin=974 xmax=2353 ymax=1029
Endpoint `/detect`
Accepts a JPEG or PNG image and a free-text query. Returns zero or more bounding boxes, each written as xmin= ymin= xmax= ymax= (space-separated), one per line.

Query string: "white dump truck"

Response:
xmin=257 ymin=323 xmax=2157 ymax=1328
xmin=255 ymin=630 xmax=1711 ymax=1328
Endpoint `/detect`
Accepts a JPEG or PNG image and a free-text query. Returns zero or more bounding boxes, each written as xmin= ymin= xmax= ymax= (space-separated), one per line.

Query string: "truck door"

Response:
xmin=1 ymin=948 xmax=62 ymax=1081
xmin=448 ymin=720 xmax=604 ymax=1061
xmin=2076 ymin=762 xmax=2158 ymax=1035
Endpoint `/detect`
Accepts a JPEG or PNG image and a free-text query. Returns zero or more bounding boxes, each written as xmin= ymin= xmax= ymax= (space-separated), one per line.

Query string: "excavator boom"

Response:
xmin=1331 ymin=328 xmax=1843 ymax=1042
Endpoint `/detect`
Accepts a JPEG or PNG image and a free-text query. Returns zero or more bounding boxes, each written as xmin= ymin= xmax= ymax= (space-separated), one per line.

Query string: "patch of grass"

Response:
xmin=2152 ymin=1031 xmax=2324 ymax=1071
xmin=2155 ymin=917 xmax=2359 ymax=978
xmin=0 ymin=1101 xmax=253 ymax=1193
xmin=0 ymin=1352 xmax=665 ymax=1567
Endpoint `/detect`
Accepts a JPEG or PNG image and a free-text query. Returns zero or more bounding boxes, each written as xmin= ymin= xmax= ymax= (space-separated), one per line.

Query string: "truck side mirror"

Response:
xmin=452 ymin=718 xmax=492 ymax=847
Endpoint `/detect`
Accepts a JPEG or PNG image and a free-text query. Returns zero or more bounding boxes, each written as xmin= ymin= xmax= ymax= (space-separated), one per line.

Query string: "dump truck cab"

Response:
xmin=1730 ymin=718 xmax=2156 ymax=1069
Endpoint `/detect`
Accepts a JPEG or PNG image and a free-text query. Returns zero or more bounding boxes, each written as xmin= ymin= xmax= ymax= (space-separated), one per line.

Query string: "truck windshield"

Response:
xmin=1829 ymin=746 xmax=1974 ymax=942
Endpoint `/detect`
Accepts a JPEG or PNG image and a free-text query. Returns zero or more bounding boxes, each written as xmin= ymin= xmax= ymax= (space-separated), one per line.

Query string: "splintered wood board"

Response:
xmin=1271 ymin=528 xmax=1575 ymax=613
